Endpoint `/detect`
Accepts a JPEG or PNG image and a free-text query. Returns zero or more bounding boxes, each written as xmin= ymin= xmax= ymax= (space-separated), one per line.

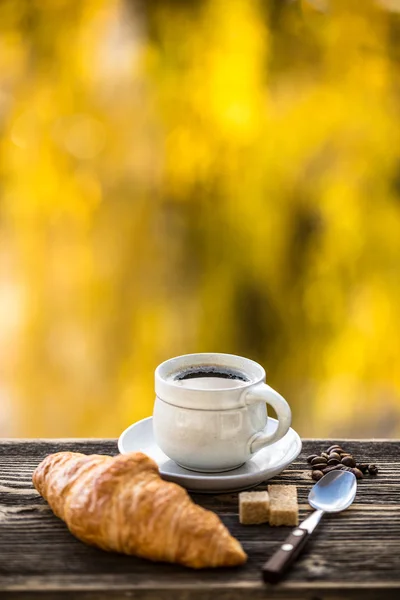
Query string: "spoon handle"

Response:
xmin=262 ymin=510 xmax=324 ymax=584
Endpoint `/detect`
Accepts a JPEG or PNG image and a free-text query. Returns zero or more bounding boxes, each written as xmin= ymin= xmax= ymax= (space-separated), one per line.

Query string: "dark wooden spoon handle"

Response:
xmin=262 ymin=527 xmax=311 ymax=584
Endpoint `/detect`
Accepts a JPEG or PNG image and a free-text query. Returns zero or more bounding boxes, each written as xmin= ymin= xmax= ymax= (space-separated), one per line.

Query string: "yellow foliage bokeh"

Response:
xmin=0 ymin=0 xmax=400 ymax=438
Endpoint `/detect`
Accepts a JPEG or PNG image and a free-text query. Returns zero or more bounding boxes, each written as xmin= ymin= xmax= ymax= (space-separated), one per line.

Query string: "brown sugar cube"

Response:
xmin=239 ymin=491 xmax=270 ymax=525
xmin=268 ymin=485 xmax=298 ymax=526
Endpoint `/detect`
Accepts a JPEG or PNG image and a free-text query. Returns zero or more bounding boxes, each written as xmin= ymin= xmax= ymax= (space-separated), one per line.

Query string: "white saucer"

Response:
xmin=118 ymin=417 xmax=302 ymax=493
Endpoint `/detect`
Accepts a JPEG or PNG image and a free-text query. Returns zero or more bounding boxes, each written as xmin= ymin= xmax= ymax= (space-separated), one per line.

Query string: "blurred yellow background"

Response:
xmin=1 ymin=0 xmax=400 ymax=438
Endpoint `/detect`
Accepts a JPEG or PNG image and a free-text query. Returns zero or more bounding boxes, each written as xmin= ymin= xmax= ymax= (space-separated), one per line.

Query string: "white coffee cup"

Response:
xmin=153 ymin=352 xmax=291 ymax=472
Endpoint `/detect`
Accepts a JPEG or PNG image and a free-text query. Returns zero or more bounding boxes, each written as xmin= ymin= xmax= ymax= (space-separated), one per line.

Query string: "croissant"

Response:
xmin=32 ymin=451 xmax=247 ymax=569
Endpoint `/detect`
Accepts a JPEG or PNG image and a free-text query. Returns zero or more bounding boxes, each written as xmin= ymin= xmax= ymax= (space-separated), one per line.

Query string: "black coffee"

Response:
xmin=172 ymin=366 xmax=249 ymax=389
xmin=175 ymin=366 xmax=248 ymax=382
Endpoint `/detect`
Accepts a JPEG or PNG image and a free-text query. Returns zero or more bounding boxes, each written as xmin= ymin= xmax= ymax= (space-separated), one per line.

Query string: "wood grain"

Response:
xmin=0 ymin=439 xmax=399 ymax=599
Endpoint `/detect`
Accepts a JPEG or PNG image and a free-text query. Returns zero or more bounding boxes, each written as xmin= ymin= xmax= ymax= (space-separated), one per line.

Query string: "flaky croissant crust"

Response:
xmin=33 ymin=451 xmax=247 ymax=569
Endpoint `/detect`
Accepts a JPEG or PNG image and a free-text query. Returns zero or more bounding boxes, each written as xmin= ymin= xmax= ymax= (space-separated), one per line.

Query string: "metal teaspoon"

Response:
xmin=262 ymin=469 xmax=357 ymax=584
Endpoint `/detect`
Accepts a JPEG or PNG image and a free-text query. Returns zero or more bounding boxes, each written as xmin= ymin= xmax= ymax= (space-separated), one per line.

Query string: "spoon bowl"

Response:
xmin=309 ymin=470 xmax=357 ymax=513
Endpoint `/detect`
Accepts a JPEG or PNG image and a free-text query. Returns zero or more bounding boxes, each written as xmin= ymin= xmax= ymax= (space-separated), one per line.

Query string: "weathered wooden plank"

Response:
xmin=1 ymin=585 xmax=400 ymax=600
xmin=0 ymin=439 xmax=399 ymax=599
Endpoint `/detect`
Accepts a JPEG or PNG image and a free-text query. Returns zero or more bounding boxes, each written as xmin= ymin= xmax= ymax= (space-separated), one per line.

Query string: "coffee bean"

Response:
xmin=307 ymin=454 xmax=319 ymax=464
xmin=341 ymin=456 xmax=356 ymax=468
xmin=357 ymin=463 xmax=369 ymax=473
xmin=327 ymin=445 xmax=342 ymax=453
xmin=322 ymin=465 xmax=340 ymax=474
xmin=311 ymin=456 xmax=327 ymax=466
xmin=351 ymin=467 xmax=364 ymax=479
xmin=342 ymin=466 xmax=352 ymax=472
xmin=312 ymin=463 xmax=328 ymax=471
xmin=328 ymin=458 xmax=340 ymax=465
xmin=312 ymin=470 xmax=324 ymax=481
xmin=368 ymin=464 xmax=379 ymax=476
xmin=329 ymin=452 xmax=341 ymax=461
xmin=321 ymin=452 xmax=329 ymax=460
xmin=327 ymin=464 xmax=344 ymax=471
xmin=340 ymin=452 xmax=351 ymax=458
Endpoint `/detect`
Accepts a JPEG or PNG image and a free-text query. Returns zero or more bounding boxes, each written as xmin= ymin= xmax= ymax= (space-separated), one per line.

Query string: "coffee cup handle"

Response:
xmin=245 ymin=383 xmax=292 ymax=454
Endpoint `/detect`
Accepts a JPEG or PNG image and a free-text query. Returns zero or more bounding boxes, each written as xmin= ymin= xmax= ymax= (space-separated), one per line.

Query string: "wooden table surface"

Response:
xmin=0 ymin=439 xmax=399 ymax=599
